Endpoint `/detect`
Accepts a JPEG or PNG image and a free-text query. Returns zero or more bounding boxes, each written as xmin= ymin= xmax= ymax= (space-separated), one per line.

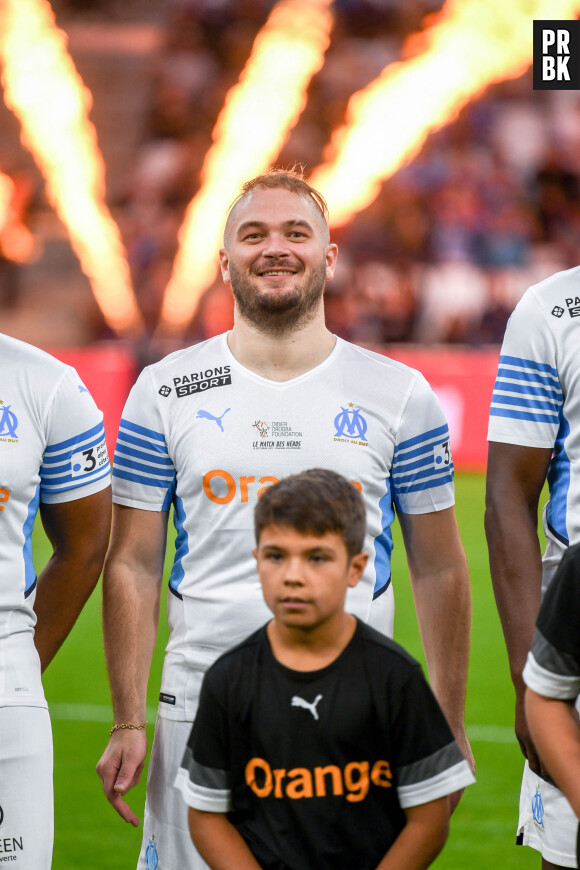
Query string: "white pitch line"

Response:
xmin=49 ymin=703 xmax=516 ymax=744
xmin=50 ymin=703 xmax=158 ymax=723
xmin=467 ymin=724 xmax=516 ymax=744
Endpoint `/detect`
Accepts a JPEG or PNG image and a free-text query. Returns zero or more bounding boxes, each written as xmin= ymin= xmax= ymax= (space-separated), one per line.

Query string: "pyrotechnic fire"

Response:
xmin=0 ymin=170 xmax=38 ymax=263
xmin=0 ymin=0 xmax=143 ymax=335
xmin=311 ymin=0 xmax=580 ymax=227
xmin=158 ymin=0 xmax=334 ymax=334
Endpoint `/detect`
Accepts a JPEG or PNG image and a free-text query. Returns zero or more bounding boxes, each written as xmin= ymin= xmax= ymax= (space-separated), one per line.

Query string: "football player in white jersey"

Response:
xmin=0 ymin=333 xmax=111 ymax=869
xmin=486 ymin=268 xmax=580 ymax=869
xmin=97 ymin=169 xmax=473 ymax=870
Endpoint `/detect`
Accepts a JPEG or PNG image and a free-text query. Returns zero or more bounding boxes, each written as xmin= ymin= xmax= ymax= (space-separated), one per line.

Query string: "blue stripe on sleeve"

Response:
xmin=393 ymin=453 xmax=437 ymax=473
xmin=394 ymin=424 xmax=449 ymax=455
xmin=394 ymin=471 xmax=454 ymax=495
xmin=392 ymin=462 xmax=454 ymax=487
xmin=43 ymin=422 xmax=105 ymax=453
xmin=40 ymin=466 xmax=111 ymax=494
xmin=42 ymin=431 xmax=109 ymax=465
xmin=498 ymin=355 xmax=559 ymax=377
xmin=492 ymin=380 xmax=561 ymax=401
xmin=114 ymin=442 xmax=174 ymax=466
xmin=113 ymin=454 xmax=175 ymax=479
xmin=491 ymin=393 xmax=561 ymax=413
xmin=116 ymin=430 xmax=170 ymax=455
xmin=113 ymin=467 xmax=176 ymax=489
xmin=496 ymin=367 xmax=561 ymax=389
xmin=119 ymin=418 xmax=166 ymax=442
xmin=489 ymin=407 xmax=560 ymax=424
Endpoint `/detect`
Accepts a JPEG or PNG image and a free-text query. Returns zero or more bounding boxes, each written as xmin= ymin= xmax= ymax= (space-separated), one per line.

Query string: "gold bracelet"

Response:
xmin=110 ymin=722 xmax=148 ymax=737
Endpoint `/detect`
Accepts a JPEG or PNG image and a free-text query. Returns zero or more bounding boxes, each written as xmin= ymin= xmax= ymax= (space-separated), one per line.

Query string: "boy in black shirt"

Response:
xmin=176 ymin=469 xmax=474 ymax=869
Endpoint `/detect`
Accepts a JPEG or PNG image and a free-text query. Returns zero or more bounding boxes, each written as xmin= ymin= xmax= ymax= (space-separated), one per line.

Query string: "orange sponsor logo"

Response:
xmin=0 ymin=488 xmax=9 ymax=511
xmin=245 ymin=757 xmax=391 ymax=803
xmin=202 ymin=470 xmax=361 ymax=505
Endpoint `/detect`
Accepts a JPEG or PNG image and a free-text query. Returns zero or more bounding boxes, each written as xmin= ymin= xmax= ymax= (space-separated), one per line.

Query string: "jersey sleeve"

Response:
xmin=175 ymin=667 xmax=232 ymax=813
xmin=390 ymin=665 xmax=475 ymax=808
xmin=40 ymin=367 xmax=111 ymax=504
xmin=391 ymin=375 xmax=455 ymax=515
xmin=523 ymin=545 xmax=580 ymax=700
xmin=112 ymin=367 xmax=176 ymax=511
xmin=488 ymin=289 xmax=561 ymax=448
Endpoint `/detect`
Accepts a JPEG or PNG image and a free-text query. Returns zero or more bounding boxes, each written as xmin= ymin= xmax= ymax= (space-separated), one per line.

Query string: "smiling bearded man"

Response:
xmin=97 ymin=167 xmax=473 ymax=870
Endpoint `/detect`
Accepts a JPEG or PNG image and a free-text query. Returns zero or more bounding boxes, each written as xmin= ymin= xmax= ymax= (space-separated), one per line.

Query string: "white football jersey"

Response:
xmin=488 ymin=266 xmax=580 ymax=554
xmin=0 ymin=334 xmax=111 ymax=706
xmin=112 ymin=333 xmax=455 ymax=719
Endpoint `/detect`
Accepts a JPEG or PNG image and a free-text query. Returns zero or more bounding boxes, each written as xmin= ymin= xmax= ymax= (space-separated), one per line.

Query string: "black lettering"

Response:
xmin=82 ymin=448 xmax=97 ymax=472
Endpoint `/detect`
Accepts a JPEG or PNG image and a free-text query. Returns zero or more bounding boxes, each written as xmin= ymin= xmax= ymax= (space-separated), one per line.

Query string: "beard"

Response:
xmin=229 ymin=258 xmax=327 ymax=336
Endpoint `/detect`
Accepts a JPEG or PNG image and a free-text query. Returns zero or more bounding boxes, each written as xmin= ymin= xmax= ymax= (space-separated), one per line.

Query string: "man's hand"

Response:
xmin=485 ymin=442 xmax=552 ymax=771
xmin=447 ymin=725 xmax=475 ymax=814
xmin=514 ymin=685 xmax=544 ymax=775
xmin=96 ymin=729 xmax=148 ymax=827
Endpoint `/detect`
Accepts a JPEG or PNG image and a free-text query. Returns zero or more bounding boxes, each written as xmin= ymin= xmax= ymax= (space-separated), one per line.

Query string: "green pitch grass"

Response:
xmin=37 ymin=473 xmax=538 ymax=868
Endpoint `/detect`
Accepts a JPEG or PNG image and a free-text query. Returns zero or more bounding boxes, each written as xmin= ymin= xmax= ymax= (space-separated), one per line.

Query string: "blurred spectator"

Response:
xmin=0 ymin=169 xmax=42 ymax=308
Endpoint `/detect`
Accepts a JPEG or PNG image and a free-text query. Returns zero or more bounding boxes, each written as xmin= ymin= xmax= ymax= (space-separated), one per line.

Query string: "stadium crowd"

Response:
xmin=118 ymin=0 xmax=580 ymax=343
xmin=3 ymin=0 xmax=580 ymax=346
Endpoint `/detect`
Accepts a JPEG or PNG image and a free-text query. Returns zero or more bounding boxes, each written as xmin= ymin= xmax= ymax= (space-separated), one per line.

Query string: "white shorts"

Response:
xmin=138 ymin=674 xmax=209 ymax=870
xmin=518 ymin=760 xmax=579 ymax=868
xmin=0 ymin=705 xmax=53 ymax=869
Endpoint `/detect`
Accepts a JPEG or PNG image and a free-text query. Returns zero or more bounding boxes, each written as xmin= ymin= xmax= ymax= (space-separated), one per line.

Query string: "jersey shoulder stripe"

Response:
xmin=113 ymin=417 xmax=174 ymax=490
xmin=394 ymin=423 xmax=449 ymax=456
xmin=113 ymin=467 xmax=176 ymax=490
xmin=113 ymin=454 xmax=175 ymax=479
xmin=40 ymin=421 xmax=110 ymax=495
xmin=119 ymin=417 xmax=167 ymax=443
xmin=498 ymin=354 xmax=559 ymax=378
xmin=392 ymin=468 xmax=454 ymax=495
xmin=43 ymin=420 xmax=105 ymax=453
xmin=114 ymin=442 xmax=174 ymax=466
xmin=490 ymin=354 xmax=563 ymax=425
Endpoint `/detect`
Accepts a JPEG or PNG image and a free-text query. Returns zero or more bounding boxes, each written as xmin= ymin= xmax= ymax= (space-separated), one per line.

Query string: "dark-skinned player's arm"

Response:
xmin=485 ymin=440 xmax=552 ymax=775
xmin=34 ymin=486 xmax=111 ymax=670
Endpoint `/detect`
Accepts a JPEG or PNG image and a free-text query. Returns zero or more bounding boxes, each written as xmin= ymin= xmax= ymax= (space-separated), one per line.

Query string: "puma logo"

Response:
xmin=196 ymin=408 xmax=231 ymax=431
xmin=291 ymin=694 xmax=323 ymax=720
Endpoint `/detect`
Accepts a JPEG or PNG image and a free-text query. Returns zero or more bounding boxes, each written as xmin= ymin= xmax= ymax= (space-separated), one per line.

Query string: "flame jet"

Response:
xmin=158 ymin=0 xmax=334 ymax=335
xmin=0 ymin=0 xmax=143 ymax=336
xmin=311 ymin=0 xmax=580 ymax=227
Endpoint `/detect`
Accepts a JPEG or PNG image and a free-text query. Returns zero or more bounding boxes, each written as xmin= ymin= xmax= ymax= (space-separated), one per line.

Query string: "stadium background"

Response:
xmin=3 ymin=0 xmax=577 ymax=865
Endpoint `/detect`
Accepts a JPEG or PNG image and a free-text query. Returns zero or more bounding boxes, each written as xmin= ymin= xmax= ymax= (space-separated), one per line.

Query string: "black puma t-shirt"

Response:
xmin=179 ymin=619 xmax=472 ymax=870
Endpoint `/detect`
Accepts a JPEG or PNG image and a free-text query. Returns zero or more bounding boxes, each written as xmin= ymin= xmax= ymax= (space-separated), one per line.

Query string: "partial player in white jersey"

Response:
xmin=0 ymin=333 xmax=111 ymax=869
xmin=524 ymin=542 xmax=580 ymax=855
xmin=97 ymin=169 xmax=473 ymax=870
xmin=486 ymin=266 xmax=580 ymax=869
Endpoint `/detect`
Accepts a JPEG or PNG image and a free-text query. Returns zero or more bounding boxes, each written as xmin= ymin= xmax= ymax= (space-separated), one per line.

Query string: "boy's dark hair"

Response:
xmin=254 ymin=469 xmax=366 ymax=559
